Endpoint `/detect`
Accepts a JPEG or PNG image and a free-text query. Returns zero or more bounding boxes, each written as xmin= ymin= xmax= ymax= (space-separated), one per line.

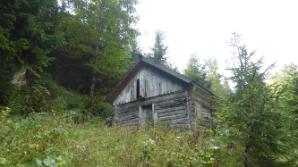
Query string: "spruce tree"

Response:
xmin=184 ymin=55 xmax=211 ymax=89
xmin=217 ymin=33 xmax=293 ymax=167
xmin=151 ymin=30 xmax=168 ymax=64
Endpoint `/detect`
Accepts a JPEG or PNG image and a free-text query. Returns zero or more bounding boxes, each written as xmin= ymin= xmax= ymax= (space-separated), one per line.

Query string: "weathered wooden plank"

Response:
xmin=159 ymin=121 xmax=189 ymax=127
xmin=144 ymin=91 xmax=187 ymax=104
xmin=171 ymin=118 xmax=190 ymax=124
xmin=118 ymin=113 xmax=138 ymax=121
xmin=158 ymin=113 xmax=188 ymax=121
xmin=155 ymin=96 xmax=186 ymax=103
xmin=155 ymin=99 xmax=185 ymax=106
xmin=158 ymin=92 xmax=186 ymax=102
xmin=118 ymin=109 xmax=137 ymax=116
xmin=117 ymin=114 xmax=137 ymax=120
xmin=156 ymin=106 xmax=186 ymax=114
xmin=155 ymin=101 xmax=186 ymax=110
xmin=118 ymin=106 xmax=138 ymax=113
xmin=157 ymin=110 xmax=186 ymax=118
xmin=120 ymin=117 xmax=139 ymax=124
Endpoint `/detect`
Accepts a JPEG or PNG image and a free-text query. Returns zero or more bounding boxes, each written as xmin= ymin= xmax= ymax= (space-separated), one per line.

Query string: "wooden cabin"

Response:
xmin=107 ymin=56 xmax=214 ymax=129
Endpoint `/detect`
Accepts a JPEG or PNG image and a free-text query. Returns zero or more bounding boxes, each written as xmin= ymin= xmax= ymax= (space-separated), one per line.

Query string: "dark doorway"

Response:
xmin=136 ymin=79 xmax=140 ymax=99
xmin=142 ymin=104 xmax=153 ymax=125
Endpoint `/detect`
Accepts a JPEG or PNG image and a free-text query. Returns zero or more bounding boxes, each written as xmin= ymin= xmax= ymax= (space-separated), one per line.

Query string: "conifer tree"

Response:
xmin=184 ymin=55 xmax=211 ymax=89
xmin=217 ymin=33 xmax=294 ymax=167
xmin=151 ymin=30 xmax=168 ymax=64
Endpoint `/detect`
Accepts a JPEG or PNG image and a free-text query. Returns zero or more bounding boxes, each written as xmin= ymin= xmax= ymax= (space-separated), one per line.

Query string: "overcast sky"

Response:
xmin=135 ymin=0 xmax=298 ymax=74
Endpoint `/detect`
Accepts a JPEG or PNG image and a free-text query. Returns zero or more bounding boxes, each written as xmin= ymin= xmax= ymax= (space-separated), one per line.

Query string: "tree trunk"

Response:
xmin=88 ymin=44 xmax=99 ymax=114
xmin=88 ymin=68 xmax=96 ymax=114
xmin=88 ymin=10 xmax=103 ymax=114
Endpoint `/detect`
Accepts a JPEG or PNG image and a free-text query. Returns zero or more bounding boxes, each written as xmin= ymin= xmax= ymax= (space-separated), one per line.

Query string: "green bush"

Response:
xmin=0 ymin=107 xmax=10 ymax=127
xmin=8 ymin=85 xmax=51 ymax=115
xmin=92 ymin=94 xmax=113 ymax=119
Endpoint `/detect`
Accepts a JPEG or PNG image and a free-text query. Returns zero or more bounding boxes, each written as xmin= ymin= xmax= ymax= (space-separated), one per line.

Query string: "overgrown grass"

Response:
xmin=0 ymin=112 xmax=218 ymax=167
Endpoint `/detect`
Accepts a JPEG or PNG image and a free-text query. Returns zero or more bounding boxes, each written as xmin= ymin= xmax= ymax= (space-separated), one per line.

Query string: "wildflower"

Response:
xmin=144 ymin=138 xmax=155 ymax=146
xmin=211 ymin=145 xmax=219 ymax=150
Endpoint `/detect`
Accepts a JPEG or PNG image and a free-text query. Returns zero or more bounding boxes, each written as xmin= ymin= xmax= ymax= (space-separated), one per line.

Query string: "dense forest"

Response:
xmin=0 ymin=0 xmax=297 ymax=166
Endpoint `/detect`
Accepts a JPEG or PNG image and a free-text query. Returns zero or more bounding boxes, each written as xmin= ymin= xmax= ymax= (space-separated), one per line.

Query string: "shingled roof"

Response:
xmin=107 ymin=56 xmax=213 ymax=102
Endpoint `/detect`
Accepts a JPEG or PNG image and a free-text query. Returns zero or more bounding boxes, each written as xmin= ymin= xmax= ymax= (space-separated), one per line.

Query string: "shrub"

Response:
xmin=0 ymin=107 xmax=10 ymax=127
xmin=8 ymin=84 xmax=51 ymax=115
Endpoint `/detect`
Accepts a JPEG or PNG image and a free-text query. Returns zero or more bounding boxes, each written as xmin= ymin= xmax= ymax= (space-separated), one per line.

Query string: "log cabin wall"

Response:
xmin=113 ymin=90 xmax=193 ymax=128
xmin=113 ymin=102 xmax=140 ymax=127
xmin=189 ymin=86 xmax=213 ymax=128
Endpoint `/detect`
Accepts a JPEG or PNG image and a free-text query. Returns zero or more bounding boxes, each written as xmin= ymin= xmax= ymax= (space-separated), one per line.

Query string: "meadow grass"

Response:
xmin=0 ymin=112 xmax=216 ymax=167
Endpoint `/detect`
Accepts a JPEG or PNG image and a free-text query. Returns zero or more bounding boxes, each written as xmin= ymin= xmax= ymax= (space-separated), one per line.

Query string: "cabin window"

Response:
xmin=136 ymin=79 xmax=140 ymax=98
